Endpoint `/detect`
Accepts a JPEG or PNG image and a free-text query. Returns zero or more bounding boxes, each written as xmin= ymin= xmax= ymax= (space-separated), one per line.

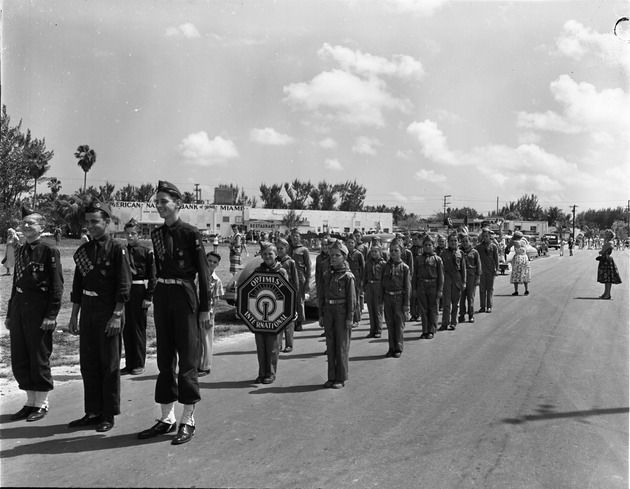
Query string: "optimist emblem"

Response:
xmin=248 ymin=288 xmax=285 ymax=323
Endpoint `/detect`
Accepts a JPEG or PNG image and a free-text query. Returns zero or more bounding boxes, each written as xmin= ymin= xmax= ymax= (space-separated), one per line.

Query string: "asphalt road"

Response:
xmin=1 ymin=248 xmax=628 ymax=489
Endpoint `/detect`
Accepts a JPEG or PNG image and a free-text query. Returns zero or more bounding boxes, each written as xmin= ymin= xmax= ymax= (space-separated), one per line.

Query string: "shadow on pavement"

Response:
xmin=503 ymin=406 xmax=629 ymax=424
xmin=349 ymin=354 xmax=387 ymax=362
xmin=199 ymin=379 xmax=257 ymax=389
xmin=278 ymin=352 xmax=323 ymax=360
xmin=54 ymin=374 xmax=83 ymax=382
xmin=574 ymin=297 xmax=608 ymax=300
xmin=214 ymin=350 xmax=257 ymax=356
xmin=248 ymin=384 xmax=324 ymax=394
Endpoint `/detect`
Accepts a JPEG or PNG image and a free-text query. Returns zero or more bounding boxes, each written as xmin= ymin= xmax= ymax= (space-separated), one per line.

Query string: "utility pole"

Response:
xmin=443 ymin=194 xmax=451 ymax=220
xmin=570 ymin=204 xmax=578 ymax=238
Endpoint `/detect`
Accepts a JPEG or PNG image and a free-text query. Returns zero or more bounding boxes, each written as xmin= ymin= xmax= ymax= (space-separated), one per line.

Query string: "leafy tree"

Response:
xmin=74 ymin=144 xmax=97 ymax=193
xmin=182 ymin=191 xmax=195 ymax=204
xmin=259 ymin=183 xmax=285 ymax=209
xmin=284 ymin=179 xmax=313 ymax=209
xmin=449 ymin=207 xmax=481 ymax=220
xmin=47 ymin=177 xmax=62 ymax=199
xmin=115 ymin=184 xmax=139 ymax=201
xmin=281 ymin=209 xmax=304 ymax=230
xmin=25 ymin=140 xmax=53 ymax=209
xmin=309 ymin=181 xmax=338 ymax=210
xmin=137 ymin=183 xmax=156 ymax=202
xmin=336 ymin=180 xmax=366 ymax=212
xmin=516 ymin=194 xmax=544 ymax=220
xmin=98 ymin=181 xmax=116 ymax=202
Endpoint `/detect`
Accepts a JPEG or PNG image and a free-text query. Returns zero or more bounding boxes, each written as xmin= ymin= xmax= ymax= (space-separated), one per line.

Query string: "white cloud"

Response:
xmin=517 ymin=75 xmax=630 ymax=139
xmin=318 ymin=137 xmax=338 ymax=149
xmin=415 ymin=168 xmax=446 ymax=183
xmin=250 ymin=127 xmax=295 ymax=145
xmin=407 ymin=120 xmax=458 ymax=165
xmin=352 ymin=136 xmax=381 ymax=156
xmin=554 ymin=20 xmax=629 ymax=70
xmin=382 ymin=0 xmax=448 ymax=16
xmin=166 ymin=23 xmax=201 ymax=39
xmin=324 ymin=158 xmax=343 ymax=171
xmin=284 ymin=69 xmax=410 ymax=127
xmin=179 ymin=132 xmax=238 ymax=166
xmin=318 ymin=43 xmax=424 ymax=80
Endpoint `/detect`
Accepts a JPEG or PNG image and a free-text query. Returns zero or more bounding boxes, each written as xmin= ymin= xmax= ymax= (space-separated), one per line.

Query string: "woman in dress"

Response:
xmin=510 ymin=231 xmax=531 ymax=296
xmin=3 ymin=228 xmax=18 ymax=275
xmin=228 ymin=225 xmax=248 ymax=276
xmin=597 ymin=229 xmax=622 ymax=300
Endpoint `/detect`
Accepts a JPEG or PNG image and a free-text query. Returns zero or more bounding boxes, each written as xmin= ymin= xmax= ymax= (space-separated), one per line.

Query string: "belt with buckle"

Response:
xmin=368 ymin=280 xmax=380 ymax=283
xmin=132 ymin=280 xmax=147 ymax=285
xmin=83 ymin=290 xmax=99 ymax=297
xmin=420 ymin=278 xmax=436 ymax=283
xmin=385 ymin=290 xmax=403 ymax=296
xmin=327 ymin=299 xmax=346 ymax=305
xmin=157 ymin=278 xmax=184 ymax=285
xmin=16 ymin=287 xmax=24 ymax=294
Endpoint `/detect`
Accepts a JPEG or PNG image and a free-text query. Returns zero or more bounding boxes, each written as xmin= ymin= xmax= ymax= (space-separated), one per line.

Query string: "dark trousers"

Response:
xmin=9 ymin=293 xmax=53 ymax=392
xmin=442 ymin=279 xmax=461 ymax=327
xmin=418 ymin=284 xmax=439 ymax=334
xmin=79 ymin=296 xmax=121 ymax=416
xmin=479 ymin=271 xmax=495 ymax=310
xmin=324 ymin=304 xmax=351 ymax=382
xmin=364 ymin=284 xmax=383 ymax=335
xmin=122 ymin=284 xmax=147 ymax=369
xmin=353 ymin=284 xmax=363 ymax=323
xmin=153 ymin=284 xmax=200 ymax=405
xmin=384 ymin=295 xmax=405 ymax=353
xmin=410 ymin=293 xmax=421 ymax=318
xmin=296 ymin=277 xmax=306 ymax=323
xmin=459 ymin=272 xmax=478 ymax=319
xmin=283 ymin=321 xmax=295 ymax=349
xmin=255 ymin=333 xmax=281 ymax=379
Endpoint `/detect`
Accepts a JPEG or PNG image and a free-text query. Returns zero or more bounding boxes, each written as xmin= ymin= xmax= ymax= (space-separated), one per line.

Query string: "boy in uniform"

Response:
xmin=381 ymin=239 xmax=411 ymax=358
xmin=475 ymin=228 xmax=499 ymax=313
xmin=197 ymin=251 xmax=224 ymax=376
xmin=6 ymin=206 xmax=64 ymax=422
xmin=276 ymin=238 xmax=299 ymax=353
xmin=253 ymin=242 xmax=288 ymax=384
xmin=137 ymin=181 xmax=210 ymax=446
xmin=68 ymin=200 xmax=131 ymax=433
xmin=122 ymin=218 xmax=156 ymax=375
xmin=412 ymin=234 xmax=443 ymax=339
xmin=290 ymin=228 xmax=311 ymax=331
xmin=458 ymin=233 xmax=481 ymax=323
xmin=315 ymin=235 xmax=331 ymax=337
xmin=363 ymin=242 xmax=386 ymax=338
xmin=318 ymin=241 xmax=356 ymax=389
xmin=345 ymin=234 xmax=365 ymax=328
xmin=439 ymin=232 xmax=466 ymax=331
xmin=408 ymin=233 xmax=423 ymax=321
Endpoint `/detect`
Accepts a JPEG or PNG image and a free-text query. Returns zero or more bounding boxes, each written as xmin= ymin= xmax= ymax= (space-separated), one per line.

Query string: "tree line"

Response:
xmin=2 ymin=104 xmax=627 ymax=241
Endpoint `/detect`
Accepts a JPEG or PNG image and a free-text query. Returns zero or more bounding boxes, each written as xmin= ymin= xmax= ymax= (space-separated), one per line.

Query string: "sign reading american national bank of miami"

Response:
xmin=237 ymin=272 xmax=297 ymax=334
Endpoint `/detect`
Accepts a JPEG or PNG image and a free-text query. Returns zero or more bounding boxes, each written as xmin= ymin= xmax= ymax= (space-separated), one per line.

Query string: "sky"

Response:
xmin=3 ymin=0 xmax=629 ymax=218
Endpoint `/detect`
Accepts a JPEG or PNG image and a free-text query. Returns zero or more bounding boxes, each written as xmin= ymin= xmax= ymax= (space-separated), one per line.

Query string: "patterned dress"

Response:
xmin=510 ymin=239 xmax=531 ymax=284
xmin=229 ymin=233 xmax=243 ymax=274
xmin=597 ymin=243 xmax=622 ymax=284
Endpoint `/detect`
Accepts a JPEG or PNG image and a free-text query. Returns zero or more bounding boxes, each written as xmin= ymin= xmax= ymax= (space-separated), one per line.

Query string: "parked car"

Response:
xmin=220 ymin=252 xmax=319 ymax=311
xmin=505 ymin=236 xmax=538 ymax=262
xmin=543 ymin=234 xmax=559 ymax=250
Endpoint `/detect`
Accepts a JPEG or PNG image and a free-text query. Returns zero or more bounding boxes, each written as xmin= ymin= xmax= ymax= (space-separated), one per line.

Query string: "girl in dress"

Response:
xmin=597 ymin=229 xmax=622 ymax=300
xmin=3 ymin=228 xmax=18 ymax=275
xmin=510 ymin=231 xmax=531 ymax=296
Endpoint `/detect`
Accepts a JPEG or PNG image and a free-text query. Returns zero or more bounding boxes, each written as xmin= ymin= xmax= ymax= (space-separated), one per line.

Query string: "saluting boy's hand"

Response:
xmin=41 ymin=318 xmax=57 ymax=331
xmin=345 ymin=319 xmax=353 ymax=330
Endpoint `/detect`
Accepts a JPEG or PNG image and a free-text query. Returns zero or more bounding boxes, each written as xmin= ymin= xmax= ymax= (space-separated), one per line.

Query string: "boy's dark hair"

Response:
xmin=206 ymin=251 xmax=221 ymax=262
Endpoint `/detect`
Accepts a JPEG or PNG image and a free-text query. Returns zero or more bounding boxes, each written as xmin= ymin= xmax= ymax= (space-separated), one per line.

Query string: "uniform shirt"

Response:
xmin=401 ymin=247 xmax=414 ymax=277
xmin=291 ymin=243 xmax=311 ymax=281
xmin=362 ymin=255 xmax=386 ymax=288
xmin=412 ymin=252 xmax=444 ymax=294
xmin=278 ymin=255 xmax=300 ymax=292
xmin=71 ymin=234 xmax=131 ymax=305
xmin=127 ymin=242 xmax=157 ymax=301
xmin=381 ymin=260 xmax=411 ymax=309
xmin=151 ymin=218 xmax=210 ymax=312
xmin=254 ymin=260 xmax=289 ymax=280
xmin=346 ymin=248 xmax=365 ymax=286
xmin=461 ymin=246 xmax=482 ymax=276
xmin=475 ymin=242 xmax=499 ymax=275
xmin=318 ymin=262 xmax=356 ymax=322
xmin=7 ymin=239 xmax=64 ymax=319
xmin=441 ymin=248 xmax=466 ymax=286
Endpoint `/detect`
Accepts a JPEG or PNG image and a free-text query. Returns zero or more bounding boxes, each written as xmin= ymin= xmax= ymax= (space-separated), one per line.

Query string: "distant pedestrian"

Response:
xmin=53 ymin=227 xmax=62 ymax=246
xmin=475 ymin=228 xmax=499 ymax=313
xmin=229 ymin=225 xmax=248 ymax=276
xmin=276 ymin=238 xmax=299 ymax=353
xmin=510 ymin=231 xmax=531 ymax=296
xmin=559 ymin=238 xmax=565 ymax=256
xmin=3 ymin=228 xmax=18 ymax=275
xmin=459 ymin=233 xmax=481 ymax=323
xmin=597 ymin=229 xmax=622 ymax=300
xmin=363 ymin=243 xmax=386 ymax=338
xmin=568 ymin=236 xmax=574 ymax=256
xmin=67 ymin=200 xmax=131 ymax=433
xmin=319 ymin=240 xmax=355 ymax=389
xmin=212 ymin=235 xmax=219 ymax=253
xmin=439 ymin=232 xmax=465 ymax=331
xmin=6 ymin=206 xmax=64 ymax=422
xmin=197 ymin=251 xmax=224 ymax=376
xmin=345 ymin=234 xmax=365 ymax=328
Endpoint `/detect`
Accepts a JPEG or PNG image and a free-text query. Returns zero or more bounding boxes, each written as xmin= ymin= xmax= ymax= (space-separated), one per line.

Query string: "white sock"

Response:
xmin=179 ymin=403 xmax=195 ymax=427
xmin=26 ymin=390 xmax=36 ymax=407
xmin=160 ymin=402 xmax=176 ymax=424
xmin=34 ymin=391 xmax=49 ymax=410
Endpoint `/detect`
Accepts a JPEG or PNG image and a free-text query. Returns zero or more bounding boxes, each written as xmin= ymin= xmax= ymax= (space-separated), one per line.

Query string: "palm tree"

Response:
xmin=47 ymin=177 xmax=62 ymax=199
xmin=74 ymin=145 xmax=97 ymax=193
xmin=26 ymin=148 xmax=50 ymax=209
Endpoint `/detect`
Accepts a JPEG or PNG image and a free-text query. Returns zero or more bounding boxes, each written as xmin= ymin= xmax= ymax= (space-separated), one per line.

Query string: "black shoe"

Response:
xmin=366 ymin=333 xmax=375 ymax=338
xmin=96 ymin=415 xmax=115 ymax=432
xmin=254 ymin=377 xmax=264 ymax=384
xmin=374 ymin=333 xmax=381 ymax=338
xmin=438 ymin=326 xmax=448 ymax=331
xmin=324 ymin=380 xmax=334 ymax=388
xmin=469 ymin=316 xmax=474 ymax=323
xmin=320 ymin=332 xmax=326 ymax=337
xmin=385 ymin=351 xmax=393 ymax=357
xmin=197 ymin=369 xmax=210 ymax=377
xmin=478 ymin=308 xmax=486 ymax=313
xmin=449 ymin=324 xmax=456 ymax=330
xmin=283 ymin=346 xmax=293 ymax=353
xmin=393 ymin=352 xmax=402 ymax=358
xmin=262 ymin=376 xmax=275 ymax=384
xmin=171 ymin=424 xmax=195 ymax=445
xmin=120 ymin=367 xmax=131 ymax=375
xmin=331 ymin=381 xmax=344 ymax=389
xmin=512 ymin=291 xmax=519 ymax=296
xmin=294 ymin=323 xmax=303 ymax=331
xmin=68 ymin=414 xmax=101 ymax=428
xmin=524 ymin=291 xmax=529 ymax=296
xmin=26 ymin=407 xmax=48 ymax=422
xmin=426 ymin=333 xmax=434 ymax=339
xmin=138 ymin=420 xmax=176 ymax=439
xmin=487 ymin=308 xmax=492 ymax=313
xmin=131 ymin=368 xmax=145 ymax=375
xmin=10 ymin=405 xmax=33 ymax=421
xmin=458 ymin=316 xmax=465 ymax=323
